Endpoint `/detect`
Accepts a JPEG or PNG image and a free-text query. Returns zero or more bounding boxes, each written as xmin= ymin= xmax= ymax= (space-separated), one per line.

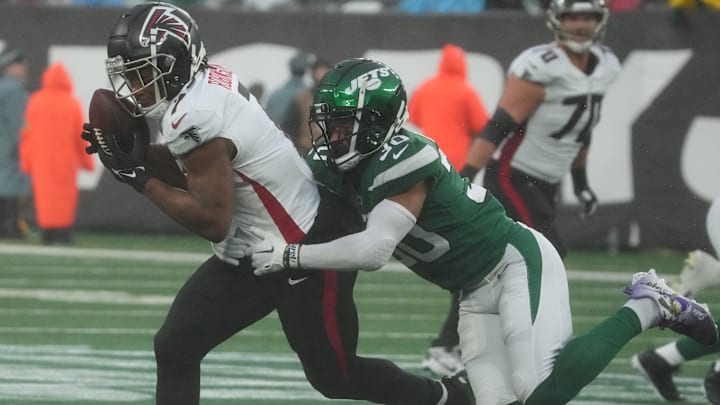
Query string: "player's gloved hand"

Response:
xmin=571 ymin=167 xmax=598 ymax=219
xmin=80 ymin=122 xmax=99 ymax=155
xmin=95 ymin=128 xmax=151 ymax=192
xmin=246 ymin=226 xmax=301 ymax=276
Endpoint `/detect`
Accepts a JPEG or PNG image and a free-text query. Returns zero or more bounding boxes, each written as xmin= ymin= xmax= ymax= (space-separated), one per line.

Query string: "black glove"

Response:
xmin=94 ymin=127 xmax=151 ymax=192
xmin=80 ymin=122 xmax=99 ymax=155
xmin=459 ymin=164 xmax=480 ymax=181
xmin=571 ymin=167 xmax=598 ymax=219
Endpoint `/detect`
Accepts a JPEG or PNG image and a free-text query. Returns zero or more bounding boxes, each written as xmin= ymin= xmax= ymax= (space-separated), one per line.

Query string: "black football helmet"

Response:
xmin=309 ymin=58 xmax=408 ymax=171
xmin=106 ymin=2 xmax=206 ymax=119
xmin=547 ymin=0 xmax=609 ymax=54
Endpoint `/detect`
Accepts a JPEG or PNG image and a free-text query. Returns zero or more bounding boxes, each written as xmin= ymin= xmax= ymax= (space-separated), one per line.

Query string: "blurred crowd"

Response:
xmin=2 ymin=0 xmax=717 ymax=13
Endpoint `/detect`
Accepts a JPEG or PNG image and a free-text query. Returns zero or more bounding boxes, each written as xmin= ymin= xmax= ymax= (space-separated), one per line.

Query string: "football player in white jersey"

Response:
xmin=81 ymin=3 xmax=473 ymax=405
xmin=460 ymin=0 xmax=620 ymax=257
xmin=632 ymin=196 xmax=720 ymax=403
xmin=425 ymin=0 xmax=622 ymax=378
xmin=247 ymin=57 xmax=718 ymax=405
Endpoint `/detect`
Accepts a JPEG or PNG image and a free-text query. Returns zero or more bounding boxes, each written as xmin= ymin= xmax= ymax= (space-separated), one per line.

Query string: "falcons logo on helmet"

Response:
xmin=140 ymin=5 xmax=190 ymax=48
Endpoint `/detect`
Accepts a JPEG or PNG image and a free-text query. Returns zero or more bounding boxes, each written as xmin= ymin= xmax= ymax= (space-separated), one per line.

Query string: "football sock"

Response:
xmin=623 ymin=296 xmax=658 ymax=330
xmin=654 ymin=342 xmax=686 ymax=366
xmin=524 ymin=307 xmax=640 ymax=404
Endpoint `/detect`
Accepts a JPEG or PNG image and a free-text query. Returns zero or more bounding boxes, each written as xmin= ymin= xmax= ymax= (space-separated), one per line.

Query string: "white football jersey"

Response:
xmin=502 ymin=42 xmax=621 ymax=183
xmin=158 ymin=64 xmax=320 ymax=262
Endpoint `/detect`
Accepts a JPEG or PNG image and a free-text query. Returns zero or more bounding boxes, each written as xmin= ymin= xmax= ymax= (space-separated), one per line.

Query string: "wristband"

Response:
xmin=571 ymin=167 xmax=589 ymax=193
xmin=283 ymin=244 xmax=301 ymax=269
xmin=459 ymin=164 xmax=480 ymax=180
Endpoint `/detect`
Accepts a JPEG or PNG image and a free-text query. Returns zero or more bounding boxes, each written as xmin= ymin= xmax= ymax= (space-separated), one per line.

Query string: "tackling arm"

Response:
xmin=249 ymin=181 xmax=428 ymax=274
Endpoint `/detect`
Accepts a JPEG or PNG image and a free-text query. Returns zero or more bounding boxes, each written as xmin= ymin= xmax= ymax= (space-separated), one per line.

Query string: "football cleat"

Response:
xmin=705 ymin=361 xmax=720 ymax=405
xmin=624 ymin=269 xmax=719 ymax=346
xmin=678 ymin=250 xmax=720 ymax=297
xmin=422 ymin=345 xmax=464 ymax=377
xmin=631 ymin=350 xmax=683 ymax=401
xmin=439 ymin=370 xmax=474 ymax=405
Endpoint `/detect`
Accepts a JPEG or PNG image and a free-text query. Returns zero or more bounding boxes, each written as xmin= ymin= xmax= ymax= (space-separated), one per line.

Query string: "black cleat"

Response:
xmin=631 ymin=350 xmax=683 ymax=401
xmin=439 ymin=370 xmax=474 ymax=405
xmin=705 ymin=361 xmax=720 ymax=405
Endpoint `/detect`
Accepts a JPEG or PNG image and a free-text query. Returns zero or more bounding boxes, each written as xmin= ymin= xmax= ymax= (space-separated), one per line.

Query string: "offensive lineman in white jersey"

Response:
xmin=424 ymin=0 xmax=622 ymax=377
xmin=81 ymin=3 xmax=473 ymax=405
xmin=460 ymin=0 xmax=620 ymax=257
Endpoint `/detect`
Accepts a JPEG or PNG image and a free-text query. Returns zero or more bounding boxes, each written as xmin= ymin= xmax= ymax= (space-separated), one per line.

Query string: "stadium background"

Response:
xmin=0 ymin=6 xmax=717 ymax=250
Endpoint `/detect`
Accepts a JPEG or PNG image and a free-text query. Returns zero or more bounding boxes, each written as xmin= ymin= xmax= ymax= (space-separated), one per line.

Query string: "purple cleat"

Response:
xmin=624 ymin=269 xmax=719 ymax=346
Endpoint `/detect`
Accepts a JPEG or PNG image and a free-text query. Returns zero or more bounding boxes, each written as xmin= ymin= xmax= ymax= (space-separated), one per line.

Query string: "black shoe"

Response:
xmin=705 ymin=361 xmax=720 ymax=404
xmin=439 ymin=370 xmax=474 ymax=405
xmin=631 ymin=350 xmax=683 ymax=401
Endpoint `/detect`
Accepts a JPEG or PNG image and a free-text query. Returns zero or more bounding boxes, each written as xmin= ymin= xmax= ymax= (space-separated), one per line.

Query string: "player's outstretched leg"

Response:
xmin=623 ymin=269 xmax=719 ymax=346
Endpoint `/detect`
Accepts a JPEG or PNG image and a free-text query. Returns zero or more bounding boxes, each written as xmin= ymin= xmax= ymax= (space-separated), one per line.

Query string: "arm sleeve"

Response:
xmin=299 ymin=199 xmax=416 ymax=271
xmin=477 ymin=107 xmax=519 ymax=146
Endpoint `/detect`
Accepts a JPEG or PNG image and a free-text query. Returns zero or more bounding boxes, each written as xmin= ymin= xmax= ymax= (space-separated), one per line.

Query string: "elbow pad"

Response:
xmin=478 ymin=107 xmax=519 ymax=146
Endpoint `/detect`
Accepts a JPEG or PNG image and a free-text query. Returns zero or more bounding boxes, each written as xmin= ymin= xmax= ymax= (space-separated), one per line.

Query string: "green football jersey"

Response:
xmin=307 ymin=129 xmax=525 ymax=292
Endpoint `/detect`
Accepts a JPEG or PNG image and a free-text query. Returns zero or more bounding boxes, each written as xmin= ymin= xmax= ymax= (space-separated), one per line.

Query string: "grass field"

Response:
xmin=1 ymin=232 xmax=718 ymax=404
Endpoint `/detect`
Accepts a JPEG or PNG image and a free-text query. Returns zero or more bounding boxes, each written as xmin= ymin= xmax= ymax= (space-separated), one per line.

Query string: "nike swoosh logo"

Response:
xmin=288 ymin=276 xmax=310 ymax=286
xmin=171 ymin=113 xmax=187 ymax=129
xmin=392 ymin=145 xmax=409 ymax=160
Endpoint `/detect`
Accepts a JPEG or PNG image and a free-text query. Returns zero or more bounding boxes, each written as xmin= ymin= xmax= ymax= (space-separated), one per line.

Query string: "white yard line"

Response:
xmin=0 ymin=243 xmax=631 ymax=281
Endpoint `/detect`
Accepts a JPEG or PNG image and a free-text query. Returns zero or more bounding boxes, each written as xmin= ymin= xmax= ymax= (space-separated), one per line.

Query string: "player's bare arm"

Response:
xmin=143 ymin=137 xmax=235 ymax=242
xmin=147 ymin=144 xmax=187 ymax=190
xmin=462 ymin=74 xmax=545 ymax=177
xmin=572 ymin=144 xmax=590 ymax=169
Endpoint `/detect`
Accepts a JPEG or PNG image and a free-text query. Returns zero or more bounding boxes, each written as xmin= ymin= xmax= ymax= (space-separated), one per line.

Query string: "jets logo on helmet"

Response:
xmin=345 ymin=67 xmax=393 ymax=94
xmin=310 ymin=58 xmax=408 ymax=172
xmin=140 ymin=6 xmax=190 ymax=48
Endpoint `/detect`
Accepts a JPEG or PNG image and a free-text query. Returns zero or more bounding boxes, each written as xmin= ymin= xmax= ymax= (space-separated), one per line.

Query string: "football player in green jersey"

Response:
xmin=246 ymin=58 xmax=718 ymax=405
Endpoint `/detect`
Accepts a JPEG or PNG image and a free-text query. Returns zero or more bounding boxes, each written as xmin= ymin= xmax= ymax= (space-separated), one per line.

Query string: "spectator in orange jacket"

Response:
xmin=408 ymin=43 xmax=489 ymax=173
xmin=407 ymin=43 xmax=489 ymax=378
xmin=20 ymin=62 xmax=93 ymax=244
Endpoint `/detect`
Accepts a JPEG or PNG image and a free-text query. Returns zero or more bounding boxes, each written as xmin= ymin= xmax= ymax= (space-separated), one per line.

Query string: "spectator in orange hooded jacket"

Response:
xmin=20 ymin=62 xmax=94 ymax=244
xmin=408 ymin=43 xmax=489 ymax=378
xmin=408 ymin=43 xmax=489 ymax=173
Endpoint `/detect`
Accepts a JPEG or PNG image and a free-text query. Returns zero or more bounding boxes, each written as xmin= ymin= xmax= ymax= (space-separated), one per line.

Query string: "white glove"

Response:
xmin=246 ymin=226 xmax=300 ymax=276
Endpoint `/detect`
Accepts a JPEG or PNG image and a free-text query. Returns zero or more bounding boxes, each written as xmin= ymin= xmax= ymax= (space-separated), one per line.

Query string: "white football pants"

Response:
xmin=458 ymin=228 xmax=572 ymax=404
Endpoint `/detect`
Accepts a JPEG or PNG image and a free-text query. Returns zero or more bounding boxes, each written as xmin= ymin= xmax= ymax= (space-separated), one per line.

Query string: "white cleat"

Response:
xmin=624 ymin=269 xmax=718 ymax=346
xmin=678 ymin=250 xmax=720 ymax=297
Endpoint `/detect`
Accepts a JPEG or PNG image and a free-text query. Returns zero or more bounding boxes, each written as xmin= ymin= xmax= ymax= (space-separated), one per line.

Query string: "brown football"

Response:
xmin=88 ymin=88 xmax=149 ymax=154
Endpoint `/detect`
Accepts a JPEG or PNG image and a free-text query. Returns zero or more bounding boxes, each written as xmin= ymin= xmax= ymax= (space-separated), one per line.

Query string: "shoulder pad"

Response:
xmin=509 ymin=44 xmax=564 ymax=85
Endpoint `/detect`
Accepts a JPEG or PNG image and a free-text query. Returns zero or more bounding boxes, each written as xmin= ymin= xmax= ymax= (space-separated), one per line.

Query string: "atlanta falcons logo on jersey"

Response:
xmin=140 ymin=5 xmax=191 ymax=47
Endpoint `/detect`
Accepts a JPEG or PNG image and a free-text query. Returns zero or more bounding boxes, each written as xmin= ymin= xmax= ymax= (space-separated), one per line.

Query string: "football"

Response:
xmin=88 ymin=88 xmax=149 ymax=154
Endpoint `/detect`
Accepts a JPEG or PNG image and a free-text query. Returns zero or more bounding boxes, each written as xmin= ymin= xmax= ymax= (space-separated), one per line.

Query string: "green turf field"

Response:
xmin=0 ymin=233 xmax=718 ymax=404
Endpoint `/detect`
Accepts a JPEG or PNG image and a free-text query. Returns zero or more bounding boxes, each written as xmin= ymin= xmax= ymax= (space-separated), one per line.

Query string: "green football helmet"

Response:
xmin=309 ymin=58 xmax=408 ymax=171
